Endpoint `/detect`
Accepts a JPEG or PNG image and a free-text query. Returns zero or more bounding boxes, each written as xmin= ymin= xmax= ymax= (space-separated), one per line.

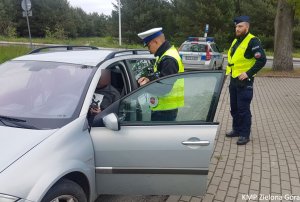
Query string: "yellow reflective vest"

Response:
xmin=226 ymin=33 xmax=256 ymax=78
xmin=150 ymin=46 xmax=184 ymax=111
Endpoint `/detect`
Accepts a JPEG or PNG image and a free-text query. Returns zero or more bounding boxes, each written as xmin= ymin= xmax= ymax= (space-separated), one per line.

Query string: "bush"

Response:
xmin=258 ymin=34 xmax=274 ymax=50
xmin=4 ymin=25 xmax=17 ymax=38
xmin=293 ymin=26 xmax=300 ymax=49
xmin=44 ymin=26 xmax=52 ymax=38
xmin=44 ymin=25 xmax=67 ymax=40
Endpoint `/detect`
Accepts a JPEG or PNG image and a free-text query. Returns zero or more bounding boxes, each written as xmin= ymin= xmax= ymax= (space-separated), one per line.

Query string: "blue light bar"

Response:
xmin=206 ymin=37 xmax=214 ymax=42
xmin=187 ymin=37 xmax=214 ymax=42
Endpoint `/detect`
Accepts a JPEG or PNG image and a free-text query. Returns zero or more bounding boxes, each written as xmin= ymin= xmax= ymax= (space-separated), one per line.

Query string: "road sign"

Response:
xmin=204 ymin=24 xmax=209 ymax=38
xmin=21 ymin=0 xmax=33 ymax=49
xmin=21 ymin=0 xmax=31 ymax=11
xmin=22 ymin=10 xmax=32 ymax=17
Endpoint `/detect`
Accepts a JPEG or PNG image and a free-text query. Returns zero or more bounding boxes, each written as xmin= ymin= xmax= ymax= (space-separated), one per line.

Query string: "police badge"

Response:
xmin=146 ymin=93 xmax=158 ymax=108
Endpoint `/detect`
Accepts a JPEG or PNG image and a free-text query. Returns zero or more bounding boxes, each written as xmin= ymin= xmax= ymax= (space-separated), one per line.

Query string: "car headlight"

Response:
xmin=0 ymin=194 xmax=19 ymax=202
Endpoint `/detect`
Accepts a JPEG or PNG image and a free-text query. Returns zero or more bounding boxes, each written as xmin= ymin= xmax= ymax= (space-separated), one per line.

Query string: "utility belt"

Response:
xmin=230 ymin=77 xmax=254 ymax=88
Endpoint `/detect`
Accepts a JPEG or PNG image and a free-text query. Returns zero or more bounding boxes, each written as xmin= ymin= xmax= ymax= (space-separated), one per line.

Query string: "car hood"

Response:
xmin=0 ymin=126 xmax=57 ymax=173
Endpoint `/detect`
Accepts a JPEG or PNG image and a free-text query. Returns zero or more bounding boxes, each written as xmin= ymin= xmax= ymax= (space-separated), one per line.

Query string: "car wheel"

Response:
xmin=218 ymin=59 xmax=224 ymax=70
xmin=41 ymin=179 xmax=87 ymax=202
xmin=213 ymin=62 xmax=217 ymax=70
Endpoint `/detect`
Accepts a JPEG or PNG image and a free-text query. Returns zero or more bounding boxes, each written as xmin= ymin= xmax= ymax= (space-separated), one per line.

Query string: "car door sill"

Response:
xmin=96 ymin=167 xmax=208 ymax=175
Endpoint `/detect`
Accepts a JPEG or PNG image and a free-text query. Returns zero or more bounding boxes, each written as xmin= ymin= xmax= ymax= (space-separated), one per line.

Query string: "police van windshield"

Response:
xmin=0 ymin=61 xmax=95 ymax=129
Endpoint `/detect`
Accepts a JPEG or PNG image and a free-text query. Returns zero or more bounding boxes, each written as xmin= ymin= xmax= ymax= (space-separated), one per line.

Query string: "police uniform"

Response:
xmin=226 ymin=16 xmax=267 ymax=145
xmin=138 ymin=28 xmax=184 ymax=121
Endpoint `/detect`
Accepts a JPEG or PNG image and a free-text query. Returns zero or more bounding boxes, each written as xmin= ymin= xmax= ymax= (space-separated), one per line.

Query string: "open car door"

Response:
xmin=90 ymin=71 xmax=225 ymax=196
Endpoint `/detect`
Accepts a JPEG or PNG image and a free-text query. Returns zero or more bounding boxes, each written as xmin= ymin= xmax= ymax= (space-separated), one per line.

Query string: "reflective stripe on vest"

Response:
xmin=154 ymin=46 xmax=184 ymax=73
xmin=151 ymin=46 xmax=184 ymax=111
xmin=226 ymin=33 xmax=256 ymax=78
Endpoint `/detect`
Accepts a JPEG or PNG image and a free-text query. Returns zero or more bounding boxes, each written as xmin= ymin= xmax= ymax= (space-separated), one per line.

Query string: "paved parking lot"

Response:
xmin=168 ymin=76 xmax=300 ymax=202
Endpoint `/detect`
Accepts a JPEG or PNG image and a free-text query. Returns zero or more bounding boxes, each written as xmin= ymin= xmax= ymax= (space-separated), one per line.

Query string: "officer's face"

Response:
xmin=147 ymin=40 xmax=158 ymax=54
xmin=235 ymin=22 xmax=249 ymax=37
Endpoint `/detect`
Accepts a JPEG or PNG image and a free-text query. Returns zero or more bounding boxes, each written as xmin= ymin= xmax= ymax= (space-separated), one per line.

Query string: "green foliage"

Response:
xmin=0 ymin=46 xmax=31 ymax=63
xmin=44 ymin=25 xmax=67 ymax=40
xmin=110 ymin=0 xmax=174 ymax=43
xmin=293 ymin=25 xmax=300 ymax=48
xmin=44 ymin=27 xmax=52 ymax=38
xmin=0 ymin=0 xmax=110 ymax=39
xmin=257 ymin=34 xmax=274 ymax=51
xmin=0 ymin=35 xmax=144 ymax=49
xmin=3 ymin=25 xmax=17 ymax=38
xmin=288 ymin=0 xmax=300 ymax=17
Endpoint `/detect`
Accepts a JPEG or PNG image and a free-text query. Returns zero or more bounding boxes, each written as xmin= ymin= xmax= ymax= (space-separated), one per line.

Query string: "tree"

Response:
xmin=171 ymin=0 xmax=235 ymax=48
xmin=237 ymin=0 xmax=276 ymax=50
xmin=111 ymin=0 xmax=172 ymax=43
xmin=0 ymin=0 xmax=18 ymax=36
xmin=273 ymin=0 xmax=298 ymax=71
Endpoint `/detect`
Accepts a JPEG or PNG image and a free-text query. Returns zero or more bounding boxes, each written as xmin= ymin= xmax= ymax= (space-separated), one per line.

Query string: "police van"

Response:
xmin=179 ymin=37 xmax=224 ymax=70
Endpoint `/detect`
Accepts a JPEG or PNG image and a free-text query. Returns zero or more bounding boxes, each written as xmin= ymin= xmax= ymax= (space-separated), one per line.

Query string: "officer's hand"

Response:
xmin=90 ymin=107 xmax=101 ymax=115
xmin=238 ymin=72 xmax=249 ymax=81
xmin=138 ymin=77 xmax=150 ymax=86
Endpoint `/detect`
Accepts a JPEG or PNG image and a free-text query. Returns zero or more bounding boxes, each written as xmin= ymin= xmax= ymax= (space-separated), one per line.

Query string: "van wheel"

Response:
xmin=41 ymin=179 xmax=87 ymax=202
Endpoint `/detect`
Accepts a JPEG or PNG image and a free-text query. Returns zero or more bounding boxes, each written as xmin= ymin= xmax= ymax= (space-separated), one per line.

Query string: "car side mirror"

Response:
xmin=103 ymin=113 xmax=120 ymax=131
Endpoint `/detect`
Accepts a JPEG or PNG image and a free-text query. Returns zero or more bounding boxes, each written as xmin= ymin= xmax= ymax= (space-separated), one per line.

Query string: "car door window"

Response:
xmin=126 ymin=59 xmax=156 ymax=82
xmin=210 ymin=43 xmax=221 ymax=53
xmin=118 ymin=72 xmax=224 ymax=123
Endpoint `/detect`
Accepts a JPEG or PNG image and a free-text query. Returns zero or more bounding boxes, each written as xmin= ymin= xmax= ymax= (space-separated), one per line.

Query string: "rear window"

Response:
xmin=180 ymin=44 xmax=206 ymax=52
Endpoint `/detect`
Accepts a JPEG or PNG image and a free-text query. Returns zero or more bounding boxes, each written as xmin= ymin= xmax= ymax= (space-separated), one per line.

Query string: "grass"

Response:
xmin=0 ymin=36 xmax=144 ymax=49
xmin=256 ymin=67 xmax=300 ymax=77
xmin=0 ymin=36 xmax=144 ymax=64
xmin=0 ymin=45 xmax=31 ymax=63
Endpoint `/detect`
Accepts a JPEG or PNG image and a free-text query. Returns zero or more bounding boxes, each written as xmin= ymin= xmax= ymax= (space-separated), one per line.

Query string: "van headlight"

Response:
xmin=0 ymin=194 xmax=19 ymax=202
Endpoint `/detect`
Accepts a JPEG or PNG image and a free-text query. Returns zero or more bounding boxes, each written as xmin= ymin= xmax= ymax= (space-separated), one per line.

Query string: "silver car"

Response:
xmin=179 ymin=37 xmax=224 ymax=70
xmin=0 ymin=46 xmax=225 ymax=202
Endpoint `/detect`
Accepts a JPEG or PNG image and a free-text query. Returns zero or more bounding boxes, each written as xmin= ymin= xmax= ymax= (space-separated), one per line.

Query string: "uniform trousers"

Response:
xmin=229 ymin=77 xmax=254 ymax=138
xmin=151 ymin=109 xmax=178 ymax=121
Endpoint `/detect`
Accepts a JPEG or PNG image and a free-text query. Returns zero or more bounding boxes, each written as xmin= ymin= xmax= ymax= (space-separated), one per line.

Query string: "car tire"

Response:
xmin=213 ymin=62 xmax=217 ymax=70
xmin=218 ymin=59 xmax=224 ymax=70
xmin=41 ymin=179 xmax=87 ymax=202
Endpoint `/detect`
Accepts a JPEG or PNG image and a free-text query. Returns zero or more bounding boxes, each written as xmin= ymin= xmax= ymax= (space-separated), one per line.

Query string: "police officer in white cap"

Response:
xmin=137 ymin=27 xmax=185 ymax=121
xmin=137 ymin=27 xmax=184 ymax=85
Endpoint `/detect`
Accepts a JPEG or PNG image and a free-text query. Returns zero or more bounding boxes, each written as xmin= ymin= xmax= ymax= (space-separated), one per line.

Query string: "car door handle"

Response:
xmin=181 ymin=140 xmax=210 ymax=146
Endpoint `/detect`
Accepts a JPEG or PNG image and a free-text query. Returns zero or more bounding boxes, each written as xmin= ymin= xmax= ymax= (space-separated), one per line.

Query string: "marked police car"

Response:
xmin=0 ymin=46 xmax=224 ymax=202
xmin=179 ymin=37 xmax=224 ymax=70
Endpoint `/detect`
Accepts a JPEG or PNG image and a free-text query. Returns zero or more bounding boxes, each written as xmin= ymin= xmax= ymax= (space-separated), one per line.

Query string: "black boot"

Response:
xmin=236 ymin=136 xmax=250 ymax=145
xmin=225 ymin=130 xmax=239 ymax=137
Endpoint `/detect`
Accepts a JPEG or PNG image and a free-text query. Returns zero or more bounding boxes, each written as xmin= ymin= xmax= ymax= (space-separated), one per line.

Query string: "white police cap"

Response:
xmin=137 ymin=27 xmax=163 ymax=46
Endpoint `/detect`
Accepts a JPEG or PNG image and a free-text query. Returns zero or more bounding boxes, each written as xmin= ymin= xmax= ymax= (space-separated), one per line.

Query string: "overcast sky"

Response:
xmin=68 ymin=0 xmax=116 ymax=15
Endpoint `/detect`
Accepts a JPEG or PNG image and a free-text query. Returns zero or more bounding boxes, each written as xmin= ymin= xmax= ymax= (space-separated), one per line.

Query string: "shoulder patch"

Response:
xmin=254 ymin=52 xmax=262 ymax=59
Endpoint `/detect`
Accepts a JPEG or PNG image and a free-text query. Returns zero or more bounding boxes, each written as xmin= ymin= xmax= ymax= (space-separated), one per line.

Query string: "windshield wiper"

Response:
xmin=0 ymin=115 xmax=38 ymax=129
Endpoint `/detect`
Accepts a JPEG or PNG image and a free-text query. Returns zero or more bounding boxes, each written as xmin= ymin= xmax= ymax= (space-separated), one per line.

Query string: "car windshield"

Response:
xmin=180 ymin=44 xmax=206 ymax=52
xmin=210 ymin=43 xmax=220 ymax=52
xmin=0 ymin=61 xmax=95 ymax=129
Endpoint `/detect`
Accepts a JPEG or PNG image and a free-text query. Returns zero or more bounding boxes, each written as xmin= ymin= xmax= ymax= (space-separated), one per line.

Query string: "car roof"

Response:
xmin=13 ymin=49 xmax=114 ymax=66
xmin=182 ymin=41 xmax=215 ymax=45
